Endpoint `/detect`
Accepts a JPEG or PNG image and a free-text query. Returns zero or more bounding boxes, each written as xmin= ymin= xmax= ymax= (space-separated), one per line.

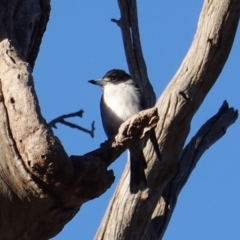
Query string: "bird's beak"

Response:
xmin=88 ymin=79 xmax=106 ymax=87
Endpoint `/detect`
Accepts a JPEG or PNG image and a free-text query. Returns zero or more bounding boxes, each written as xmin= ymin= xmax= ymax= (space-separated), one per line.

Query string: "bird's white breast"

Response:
xmin=100 ymin=81 xmax=142 ymax=137
xmin=103 ymin=82 xmax=142 ymax=121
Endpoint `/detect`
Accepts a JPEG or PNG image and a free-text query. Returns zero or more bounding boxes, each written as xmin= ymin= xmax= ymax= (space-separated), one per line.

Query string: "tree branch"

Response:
xmin=152 ymin=100 xmax=238 ymax=239
xmin=0 ymin=1 xmax=160 ymax=238
xmin=26 ymin=0 xmax=51 ymax=69
xmin=86 ymin=107 xmax=159 ymax=166
xmin=116 ymin=0 xmax=156 ymax=107
xmin=0 ymin=0 xmax=239 ymax=239
xmin=0 ymin=33 xmax=158 ymax=238
xmin=95 ymin=0 xmax=240 ymax=239
xmin=70 ymin=107 xmax=159 ymax=201
xmin=48 ymin=110 xmax=95 ymax=138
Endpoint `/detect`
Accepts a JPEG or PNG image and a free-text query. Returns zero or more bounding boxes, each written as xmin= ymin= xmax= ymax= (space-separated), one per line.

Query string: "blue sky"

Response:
xmin=34 ymin=1 xmax=240 ymax=239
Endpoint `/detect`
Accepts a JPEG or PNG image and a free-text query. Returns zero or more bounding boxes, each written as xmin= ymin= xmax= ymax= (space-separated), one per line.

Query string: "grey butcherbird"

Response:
xmin=89 ymin=69 xmax=161 ymax=193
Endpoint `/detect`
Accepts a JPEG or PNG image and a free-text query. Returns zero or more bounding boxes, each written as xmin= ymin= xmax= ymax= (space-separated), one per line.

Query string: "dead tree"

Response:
xmin=0 ymin=0 xmax=238 ymax=240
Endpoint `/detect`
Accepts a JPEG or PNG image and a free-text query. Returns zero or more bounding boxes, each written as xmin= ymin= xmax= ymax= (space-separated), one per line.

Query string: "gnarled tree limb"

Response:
xmin=0 ymin=0 xmax=239 ymax=239
xmin=152 ymin=100 xmax=238 ymax=239
xmin=95 ymin=0 xmax=240 ymax=239
xmin=0 ymin=23 xmax=158 ymax=238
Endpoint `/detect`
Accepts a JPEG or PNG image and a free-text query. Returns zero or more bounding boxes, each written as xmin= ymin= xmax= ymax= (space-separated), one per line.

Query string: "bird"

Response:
xmin=89 ymin=69 xmax=161 ymax=193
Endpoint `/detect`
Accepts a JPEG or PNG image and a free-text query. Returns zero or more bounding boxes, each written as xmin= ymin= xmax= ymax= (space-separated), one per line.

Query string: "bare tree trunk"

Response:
xmin=0 ymin=1 xmax=76 ymax=239
xmin=95 ymin=0 xmax=239 ymax=239
xmin=0 ymin=1 xmax=132 ymax=239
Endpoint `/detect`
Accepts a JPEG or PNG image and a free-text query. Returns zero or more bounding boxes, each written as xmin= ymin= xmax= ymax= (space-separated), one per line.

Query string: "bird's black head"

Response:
xmin=103 ymin=69 xmax=131 ymax=83
xmin=88 ymin=69 xmax=132 ymax=87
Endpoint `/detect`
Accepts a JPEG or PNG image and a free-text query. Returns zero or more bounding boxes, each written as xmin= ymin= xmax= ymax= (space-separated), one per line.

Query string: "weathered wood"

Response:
xmin=0 ymin=0 xmax=239 ymax=239
xmin=155 ymin=100 xmax=238 ymax=239
xmin=0 ymin=13 xmax=158 ymax=237
xmin=95 ymin=0 xmax=240 ymax=239
xmin=0 ymin=1 xmax=124 ymax=239
xmin=116 ymin=0 xmax=156 ymax=107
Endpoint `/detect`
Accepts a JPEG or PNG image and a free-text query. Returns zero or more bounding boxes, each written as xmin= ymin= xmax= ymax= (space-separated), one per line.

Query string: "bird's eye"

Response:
xmin=110 ymin=76 xmax=116 ymax=80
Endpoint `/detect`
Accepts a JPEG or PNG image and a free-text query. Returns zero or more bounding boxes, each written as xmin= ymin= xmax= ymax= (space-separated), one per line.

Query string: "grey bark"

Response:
xmin=0 ymin=0 xmax=238 ymax=240
xmin=0 ymin=1 xmax=142 ymax=239
xmin=95 ymin=0 xmax=239 ymax=239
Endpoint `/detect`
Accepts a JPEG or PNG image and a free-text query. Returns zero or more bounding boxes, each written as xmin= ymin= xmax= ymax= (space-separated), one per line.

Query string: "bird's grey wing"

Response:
xmin=133 ymin=83 xmax=162 ymax=160
xmin=100 ymin=96 xmax=122 ymax=138
xmin=133 ymin=82 xmax=148 ymax=110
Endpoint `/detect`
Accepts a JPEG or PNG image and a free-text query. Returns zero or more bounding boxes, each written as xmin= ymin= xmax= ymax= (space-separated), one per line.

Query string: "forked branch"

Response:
xmin=152 ymin=100 xmax=238 ymax=238
xmin=48 ymin=110 xmax=95 ymax=138
xmin=95 ymin=1 xmax=240 ymax=239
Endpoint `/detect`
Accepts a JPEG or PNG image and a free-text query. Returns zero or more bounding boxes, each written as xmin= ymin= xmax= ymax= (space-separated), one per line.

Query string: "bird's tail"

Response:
xmin=149 ymin=129 xmax=162 ymax=161
xmin=129 ymin=141 xmax=147 ymax=194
